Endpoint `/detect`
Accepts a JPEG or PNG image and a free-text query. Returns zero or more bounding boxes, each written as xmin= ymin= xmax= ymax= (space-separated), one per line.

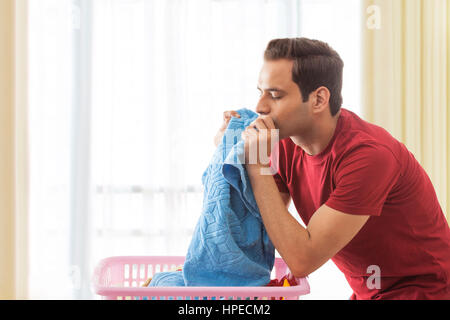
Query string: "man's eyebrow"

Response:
xmin=256 ymin=86 xmax=287 ymax=93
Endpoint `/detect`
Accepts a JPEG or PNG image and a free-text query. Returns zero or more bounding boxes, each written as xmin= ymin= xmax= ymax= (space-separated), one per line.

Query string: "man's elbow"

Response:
xmin=289 ymin=254 xmax=327 ymax=278
xmin=288 ymin=244 xmax=317 ymax=278
xmin=289 ymin=264 xmax=312 ymax=279
xmin=289 ymin=234 xmax=315 ymax=278
xmin=284 ymin=254 xmax=313 ymax=278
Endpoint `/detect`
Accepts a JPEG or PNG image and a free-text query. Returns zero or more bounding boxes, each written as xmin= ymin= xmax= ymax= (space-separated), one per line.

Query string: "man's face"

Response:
xmin=256 ymin=59 xmax=312 ymax=140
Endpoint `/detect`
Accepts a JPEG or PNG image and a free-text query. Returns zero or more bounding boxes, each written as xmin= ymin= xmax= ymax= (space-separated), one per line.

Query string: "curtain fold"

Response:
xmin=362 ymin=0 xmax=449 ymax=221
xmin=0 ymin=0 xmax=29 ymax=300
xmin=0 ymin=0 xmax=16 ymax=300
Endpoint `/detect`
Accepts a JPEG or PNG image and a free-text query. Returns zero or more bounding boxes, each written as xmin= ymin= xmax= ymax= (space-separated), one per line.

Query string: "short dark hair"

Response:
xmin=264 ymin=38 xmax=344 ymax=116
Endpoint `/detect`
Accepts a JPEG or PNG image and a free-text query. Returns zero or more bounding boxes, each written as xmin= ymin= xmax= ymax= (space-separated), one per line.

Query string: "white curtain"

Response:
xmin=28 ymin=0 xmax=361 ymax=299
xmin=28 ymin=0 xmax=301 ymax=300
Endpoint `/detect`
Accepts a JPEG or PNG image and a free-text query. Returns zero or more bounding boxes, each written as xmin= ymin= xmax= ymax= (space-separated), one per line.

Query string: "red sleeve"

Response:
xmin=326 ymin=144 xmax=401 ymax=216
xmin=273 ymin=172 xmax=289 ymax=194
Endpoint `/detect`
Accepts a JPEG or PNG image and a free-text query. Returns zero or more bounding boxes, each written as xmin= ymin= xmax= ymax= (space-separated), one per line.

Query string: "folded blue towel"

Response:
xmin=149 ymin=108 xmax=275 ymax=287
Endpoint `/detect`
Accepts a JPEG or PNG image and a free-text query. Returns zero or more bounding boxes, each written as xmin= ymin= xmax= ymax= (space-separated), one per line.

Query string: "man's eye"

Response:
xmin=257 ymin=91 xmax=281 ymax=100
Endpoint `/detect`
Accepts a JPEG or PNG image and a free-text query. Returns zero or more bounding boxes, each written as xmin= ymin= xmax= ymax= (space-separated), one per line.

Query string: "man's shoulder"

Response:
xmin=334 ymin=109 xmax=403 ymax=162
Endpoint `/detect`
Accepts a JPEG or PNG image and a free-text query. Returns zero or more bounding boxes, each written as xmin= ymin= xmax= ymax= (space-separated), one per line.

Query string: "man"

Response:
xmin=215 ymin=38 xmax=450 ymax=300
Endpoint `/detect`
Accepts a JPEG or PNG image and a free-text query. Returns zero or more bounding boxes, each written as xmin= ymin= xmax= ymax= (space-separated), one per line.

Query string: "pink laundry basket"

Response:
xmin=92 ymin=256 xmax=310 ymax=300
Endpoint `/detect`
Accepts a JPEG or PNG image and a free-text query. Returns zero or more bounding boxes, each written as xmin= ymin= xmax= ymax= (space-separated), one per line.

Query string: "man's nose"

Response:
xmin=255 ymin=100 xmax=270 ymax=116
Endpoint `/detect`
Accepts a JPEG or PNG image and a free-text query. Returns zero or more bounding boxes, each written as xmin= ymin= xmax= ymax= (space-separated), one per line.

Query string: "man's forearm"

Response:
xmin=246 ymin=164 xmax=312 ymax=277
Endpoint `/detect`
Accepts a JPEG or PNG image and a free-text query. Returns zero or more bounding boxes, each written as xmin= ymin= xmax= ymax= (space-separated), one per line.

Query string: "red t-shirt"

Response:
xmin=271 ymin=108 xmax=450 ymax=300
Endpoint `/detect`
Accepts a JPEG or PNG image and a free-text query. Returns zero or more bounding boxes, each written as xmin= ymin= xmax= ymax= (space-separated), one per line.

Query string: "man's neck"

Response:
xmin=290 ymin=110 xmax=341 ymax=156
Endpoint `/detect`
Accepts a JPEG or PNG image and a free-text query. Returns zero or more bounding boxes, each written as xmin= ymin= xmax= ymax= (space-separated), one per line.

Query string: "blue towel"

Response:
xmin=149 ymin=108 xmax=275 ymax=287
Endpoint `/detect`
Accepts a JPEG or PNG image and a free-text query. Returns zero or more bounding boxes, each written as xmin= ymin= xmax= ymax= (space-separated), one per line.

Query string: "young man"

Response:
xmin=215 ymin=38 xmax=450 ymax=300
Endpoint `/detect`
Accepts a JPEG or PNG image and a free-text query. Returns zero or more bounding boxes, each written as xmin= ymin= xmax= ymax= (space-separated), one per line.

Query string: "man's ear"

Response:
xmin=311 ymin=86 xmax=331 ymax=114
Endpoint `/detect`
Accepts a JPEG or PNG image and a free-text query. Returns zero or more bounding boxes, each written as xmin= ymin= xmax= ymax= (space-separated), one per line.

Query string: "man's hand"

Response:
xmin=214 ymin=110 xmax=241 ymax=147
xmin=241 ymin=115 xmax=279 ymax=168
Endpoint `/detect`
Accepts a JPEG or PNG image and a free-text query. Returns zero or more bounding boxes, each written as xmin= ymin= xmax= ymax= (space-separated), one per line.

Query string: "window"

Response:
xmin=28 ymin=0 xmax=359 ymax=299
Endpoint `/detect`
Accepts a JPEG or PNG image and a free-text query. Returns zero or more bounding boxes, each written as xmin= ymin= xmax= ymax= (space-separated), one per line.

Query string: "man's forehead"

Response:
xmin=257 ymin=59 xmax=294 ymax=90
